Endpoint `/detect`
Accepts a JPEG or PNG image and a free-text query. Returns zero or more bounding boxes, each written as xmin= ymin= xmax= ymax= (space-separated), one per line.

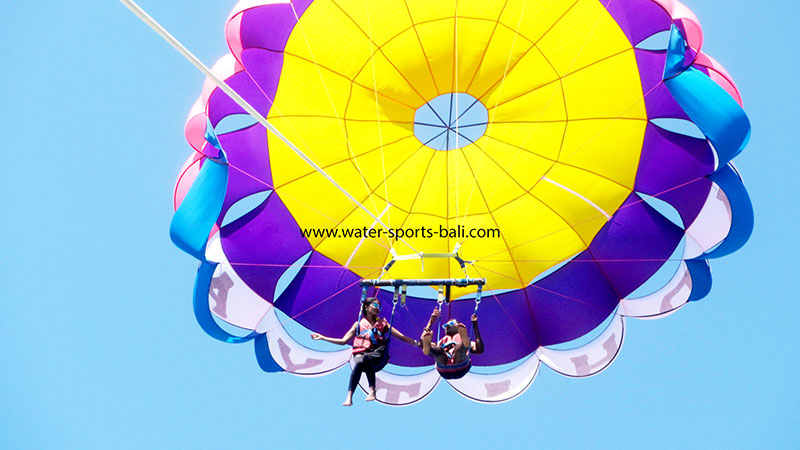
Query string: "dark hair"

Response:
xmin=362 ymin=297 xmax=379 ymax=316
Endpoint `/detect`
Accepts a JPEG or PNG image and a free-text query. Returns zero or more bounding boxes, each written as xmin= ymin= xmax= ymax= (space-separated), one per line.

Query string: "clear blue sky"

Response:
xmin=1 ymin=1 xmax=797 ymax=448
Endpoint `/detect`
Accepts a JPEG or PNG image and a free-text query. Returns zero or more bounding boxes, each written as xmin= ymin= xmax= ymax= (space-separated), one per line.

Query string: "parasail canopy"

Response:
xmin=148 ymin=0 xmax=753 ymax=405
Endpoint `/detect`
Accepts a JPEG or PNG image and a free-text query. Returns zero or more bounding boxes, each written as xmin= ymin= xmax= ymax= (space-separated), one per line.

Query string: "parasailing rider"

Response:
xmin=421 ymin=308 xmax=484 ymax=380
xmin=311 ymin=296 xmax=421 ymax=406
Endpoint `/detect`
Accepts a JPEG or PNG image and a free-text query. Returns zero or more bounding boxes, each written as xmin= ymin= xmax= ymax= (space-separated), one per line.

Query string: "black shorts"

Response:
xmin=355 ymin=345 xmax=389 ymax=372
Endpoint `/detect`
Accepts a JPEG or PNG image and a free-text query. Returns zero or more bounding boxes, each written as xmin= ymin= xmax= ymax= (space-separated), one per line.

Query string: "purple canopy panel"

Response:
xmin=237 ymin=48 xmax=284 ymax=105
xmin=657 ymin=177 xmax=713 ymax=230
xmin=217 ymin=124 xmax=272 ymax=217
xmin=605 ymin=0 xmax=672 ymax=46
xmin=467 ymin=289 xmax=542 ymax=367
xmin=588 ymin=193 xmax=685 ymax=298
xmin=635 ymin=49 xmax=666 ymax=91
xmin=207 ymin=69 xmax=275 ymax=127
xmin=274 ymin=251 xmax=364 ymax=339
xmin=646 ymin=83 xmax=693 ymax=121
xmin=524 ymin=252 xmax=620 ymax=346
xmin=221 ymin=192 xmax=313 ymax=305
xmin=635 ymin=51 xmax=691 ymax=121
xmin=635 ymin=123 xmax=714 ymax=195
xmin=237 ymin=0 xmax=314 ymax=52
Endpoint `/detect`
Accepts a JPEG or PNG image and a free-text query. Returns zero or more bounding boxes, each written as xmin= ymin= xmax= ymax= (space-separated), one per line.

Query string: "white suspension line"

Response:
xmin=120 ymin=0 xmax=418 ymax=254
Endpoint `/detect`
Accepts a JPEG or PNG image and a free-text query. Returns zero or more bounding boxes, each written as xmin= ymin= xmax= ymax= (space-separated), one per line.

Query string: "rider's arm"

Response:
xmin=390 ymin=325 xmax=421 ymax=347
xmin=471 ymin=315 xmax=484 ymax=354
xmin=311 ymin=321 xmax=357 ymax=345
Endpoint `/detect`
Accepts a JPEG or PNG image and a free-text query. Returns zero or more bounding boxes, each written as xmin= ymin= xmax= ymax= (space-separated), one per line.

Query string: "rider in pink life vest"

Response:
xmin=420 ymin=308 xmax=484 ymax=379
xmin=352 ymin=316 xmax=389 ymax=354
xmin=311 ymin=297 xmax=420 ymax=406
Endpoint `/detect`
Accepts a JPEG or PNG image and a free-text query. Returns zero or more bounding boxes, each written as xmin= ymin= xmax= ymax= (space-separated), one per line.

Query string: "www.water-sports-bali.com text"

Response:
xmin=300 ymin=225 xmax=501 ymax=240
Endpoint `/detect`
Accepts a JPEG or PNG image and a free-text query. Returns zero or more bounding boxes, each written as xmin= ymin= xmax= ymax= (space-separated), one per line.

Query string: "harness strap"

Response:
xmin=383 ymin=288 xmax=399 ymax=357
xmin=356 ymin=287 xmax=367 ymax=336
xmin=436 ymin=285 xmax=444 ymax=342
xmin=469 ymin=284 xmax=483 ymax=342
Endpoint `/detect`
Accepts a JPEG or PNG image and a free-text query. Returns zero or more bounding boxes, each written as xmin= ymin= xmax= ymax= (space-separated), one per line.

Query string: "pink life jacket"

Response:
xmin=437 ymin=333 xmax=466 ymax=365
xmin=436 ymin=333 xmax=472 ymax=379
xmin=352 ymin=318 xmax=389 ymax=354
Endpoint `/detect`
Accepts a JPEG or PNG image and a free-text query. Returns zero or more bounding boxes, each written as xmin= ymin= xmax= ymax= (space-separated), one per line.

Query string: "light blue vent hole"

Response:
xmin=413 ymin=92 xmax=488 ymax=151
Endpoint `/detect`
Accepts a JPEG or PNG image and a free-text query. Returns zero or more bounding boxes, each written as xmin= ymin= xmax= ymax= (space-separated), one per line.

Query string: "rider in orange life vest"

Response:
xmin=311 ymin=297 xmax=421 ymax=406
xmin=420 ymin=308 xmax=484 ymax=376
